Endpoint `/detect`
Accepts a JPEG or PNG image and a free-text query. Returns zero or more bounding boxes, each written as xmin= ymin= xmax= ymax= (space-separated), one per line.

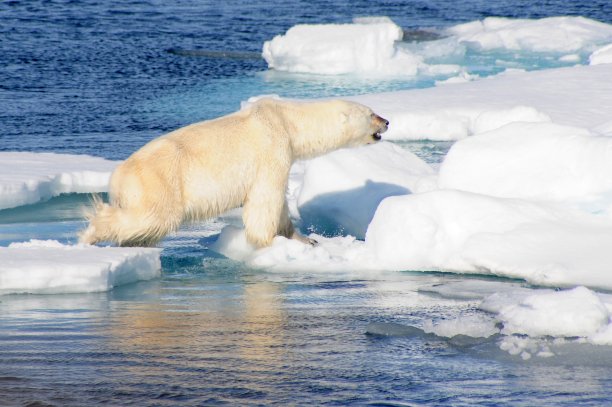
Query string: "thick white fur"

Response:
xmin=79 ymin=98 xmax=388 ymax=247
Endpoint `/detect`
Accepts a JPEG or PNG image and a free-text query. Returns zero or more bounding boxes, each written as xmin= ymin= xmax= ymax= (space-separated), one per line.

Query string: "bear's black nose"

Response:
xmin=385 ymin=120 xmax=389 ymax=126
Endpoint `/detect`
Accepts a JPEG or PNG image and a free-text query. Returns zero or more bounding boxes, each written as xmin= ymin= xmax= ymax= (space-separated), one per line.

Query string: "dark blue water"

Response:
xmin=2 ymin=1 xmax=612 ymax=406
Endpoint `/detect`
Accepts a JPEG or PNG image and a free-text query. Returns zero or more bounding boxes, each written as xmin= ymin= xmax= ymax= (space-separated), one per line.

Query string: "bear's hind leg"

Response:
xmin=80 ymin=199 xmax=183 ymax=247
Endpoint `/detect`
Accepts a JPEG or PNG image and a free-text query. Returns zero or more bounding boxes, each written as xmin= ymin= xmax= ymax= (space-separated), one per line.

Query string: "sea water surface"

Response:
xmin=2 ymin=0 xmax=612 ymax=405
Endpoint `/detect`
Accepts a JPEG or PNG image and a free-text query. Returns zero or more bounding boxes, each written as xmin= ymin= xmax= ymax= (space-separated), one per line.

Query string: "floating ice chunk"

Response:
xmin=447 ymin=16 xmax=612 ymax=53
xmin=366 ymin=189 xmax=612 ymax=290
xmin=297 ymin=142 xmax=434 ymax=239
xmin=589 ymin=43 xmax=612 ymax=65
xmin=423 ymin=314 xmax=499 ymax=338
xmin=438 ymin=122 xmax=612 ymax=202
xmin=262 ymin=19 xmax=424 ymax=76
xmin=421 ymin=286 xmax=612 ymax=359
xmin=0 ymin=240 xmax=161 ymax=294
xmin=0 ymin=152 xmax=118 ymax=210
xmin=498 ymin=286 xmax=610 ymax=338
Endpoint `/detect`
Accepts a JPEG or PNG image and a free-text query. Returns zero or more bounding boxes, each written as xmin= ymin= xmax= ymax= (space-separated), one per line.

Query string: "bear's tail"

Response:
xmin=78 ymin=194 xmax=176 ymax=247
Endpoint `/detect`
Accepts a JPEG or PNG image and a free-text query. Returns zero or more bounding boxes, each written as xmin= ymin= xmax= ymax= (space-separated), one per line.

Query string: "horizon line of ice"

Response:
xmin=0 ymin=152 xmax=119 ymax=211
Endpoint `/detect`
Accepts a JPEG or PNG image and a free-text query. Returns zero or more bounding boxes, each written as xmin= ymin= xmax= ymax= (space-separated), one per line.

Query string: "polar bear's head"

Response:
xmin=337 ymin=100 xmax=389 ymax=148
xmin=289 ymin=99 xmax=389 ymax=159
xmin=251 ymin=98 xmax=389 ymax=160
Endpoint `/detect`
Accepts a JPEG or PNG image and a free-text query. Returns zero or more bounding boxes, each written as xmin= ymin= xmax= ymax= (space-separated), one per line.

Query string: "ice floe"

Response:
xmin=447 ymin=16 xmax=612 ymax=53
xmin=262 ymin=17 xmax=460 ymax=76
xmin=0 ymin=152 xmax=118 ymax=210
xmin=262 ymin=16 xmax=612 ymax=77
xmin=347 ymin=63 xmax=612 ymax=140
xmin=0 ymin=240 xmax=161 ymax=295
xmin=366 ymin=189 xmax=612 ymax=290
xmin=422 ymin=284 xmax=612 ymax=359
xmin=496 ymin=286 xmax=610 ymax=339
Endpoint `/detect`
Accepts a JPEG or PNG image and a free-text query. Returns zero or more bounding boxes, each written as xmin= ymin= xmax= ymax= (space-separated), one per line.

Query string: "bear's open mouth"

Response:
xmin=373 ymin=132 xmax=382 ymax=141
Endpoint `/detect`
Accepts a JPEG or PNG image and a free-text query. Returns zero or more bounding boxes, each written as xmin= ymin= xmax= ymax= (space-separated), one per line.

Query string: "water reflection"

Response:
xmin=2 ymin=270 xmax=612 ymax=405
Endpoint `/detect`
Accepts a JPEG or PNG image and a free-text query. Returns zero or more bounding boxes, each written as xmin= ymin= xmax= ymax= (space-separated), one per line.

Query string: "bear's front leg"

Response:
xmin=278 ymin=200 xmax=317 ymax=246
xmin=242 ymin=163 xmax=316 ymax=248
xmin=242 ymin=165 xmax=290 ymax=248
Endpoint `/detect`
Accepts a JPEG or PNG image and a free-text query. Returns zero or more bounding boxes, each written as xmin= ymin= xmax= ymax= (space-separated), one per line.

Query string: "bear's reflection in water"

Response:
xmin=109 ymin=280 xmax=291 ymax=388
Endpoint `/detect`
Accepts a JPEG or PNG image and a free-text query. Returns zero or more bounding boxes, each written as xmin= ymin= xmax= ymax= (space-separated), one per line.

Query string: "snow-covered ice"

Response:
xmin=347 ymin=64 xmax=612 ymax=140
xmin=496 ymin=286 xmax=610 ymax=338
xmin=366 ymin=189 xmax=612 ymax=290
xmin=0 ymin=240 xmax=161 ymax=295
xmin=447 ymin=16 xmax=612 ymax=53
xmin=296 ymin=142 xmax=435 ymax=239
xmin=0 ymin=152 xmax=118 ymax=210
xmin=438 ymin=122 xmax=612 ymax=203
xmin=421 ymin=284 xmax=612 ymax=359
xmin=262 ymin=16 xmax=612 ymax=77
xmin=262 ymin=17 xmax=440 ymax=76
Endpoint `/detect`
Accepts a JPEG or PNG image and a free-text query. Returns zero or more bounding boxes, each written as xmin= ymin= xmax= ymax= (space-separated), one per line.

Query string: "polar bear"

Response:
xmin=79 ymin=98 xmax=389 ymax=248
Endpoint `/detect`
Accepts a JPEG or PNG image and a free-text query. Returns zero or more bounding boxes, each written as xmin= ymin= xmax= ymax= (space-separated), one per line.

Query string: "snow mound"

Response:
xmin=0 ymin=152 xmax=118 ymax=210
xmin=589 ymin=43 xmax=612 ymax=65
xmin=297 ymin=142 xmax=434 ymax=239
xmin=438 ymin=122 xmax=612 ymax=202
xmin=365 ymin=190 xmax=612 ymax=291
xmin=448 ymin=16 xmax=612 ymax=53
xmin=0 ymin=240 xmax=161 ymax=294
